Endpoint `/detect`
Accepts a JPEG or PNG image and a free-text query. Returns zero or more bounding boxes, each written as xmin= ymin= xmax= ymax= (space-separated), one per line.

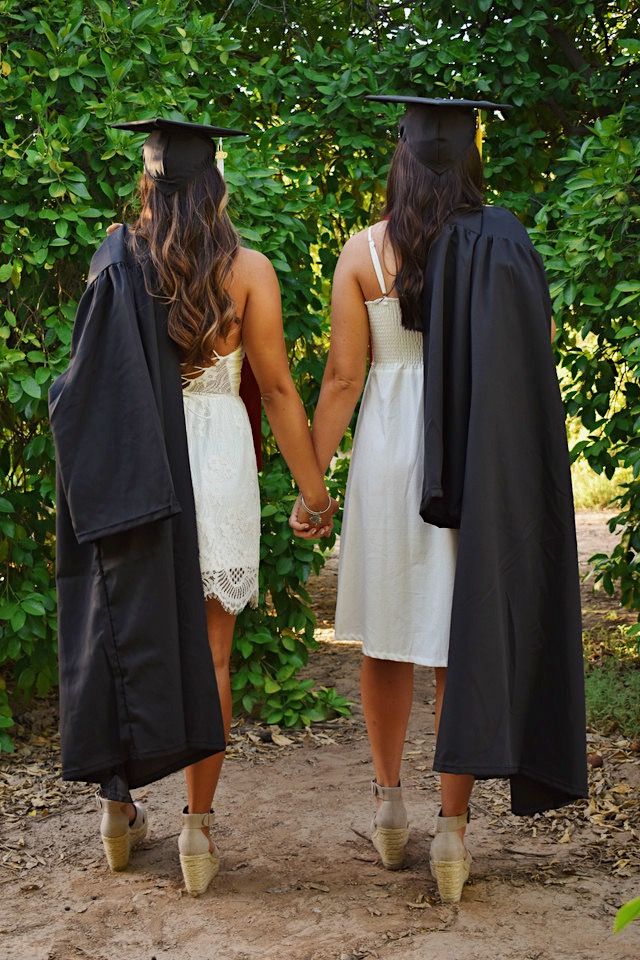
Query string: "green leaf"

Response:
xmin=10 ymin=608 xmax=26 ymax=632
xmin=613 ymin=897 xmax=640 ymax=933
xmin=22 ymin=598 xmax=46 ymax=616
xmin=68 ymin=180 xmax=92 ymax=200
xmin=21 ymin=377 xmax=41 ymax=399
xmin=132 ymin=7 xmax=156 ymax=30
xmin=619 ymin=38 xmax=640 ymax=54
xmin=264 ymin=710 xmax=283 ymax=724
xmin=0 ymin=603 xmax=18 ymax=621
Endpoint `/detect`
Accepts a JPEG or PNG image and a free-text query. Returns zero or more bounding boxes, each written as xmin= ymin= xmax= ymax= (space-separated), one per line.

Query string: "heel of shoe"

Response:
xmin=179 ymin=852 xmax=220 ymax=897
xmin=430 ymin=856 xmax=470 ymax=903
xmin=429 ymin=806 xmax=472 ymax=903
xmin=102 ymin=831 xmax=130 ymax=872
xmin=178 ymin=807 xmax=220 ymax=897
xmin=373 ymin=825 xmax=410 ymax=869
xmin=370 ymin=779 xmax=409 ymax=870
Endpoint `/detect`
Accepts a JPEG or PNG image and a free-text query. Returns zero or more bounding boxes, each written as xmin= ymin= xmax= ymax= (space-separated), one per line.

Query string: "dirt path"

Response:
xmin=2 ymin=511 xmax=639 ymax=960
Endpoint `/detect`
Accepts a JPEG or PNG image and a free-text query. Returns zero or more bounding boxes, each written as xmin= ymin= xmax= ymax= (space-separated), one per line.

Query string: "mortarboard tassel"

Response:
xmin=474 ymin=110 xmax=484 ymax=158
xmin=215 ymin=137 xmax=227 ymax=177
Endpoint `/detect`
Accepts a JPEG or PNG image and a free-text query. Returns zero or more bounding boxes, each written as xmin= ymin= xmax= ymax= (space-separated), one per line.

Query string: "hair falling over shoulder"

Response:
xmin=128 ymin=165 xmax=240 ymax=369
xmin=383 ymin=139 xmax=484 ymax=331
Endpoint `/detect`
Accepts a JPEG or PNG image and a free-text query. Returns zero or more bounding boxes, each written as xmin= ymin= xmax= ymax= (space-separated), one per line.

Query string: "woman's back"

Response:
xmin=363 ymin=224 xmax=422 ymax=367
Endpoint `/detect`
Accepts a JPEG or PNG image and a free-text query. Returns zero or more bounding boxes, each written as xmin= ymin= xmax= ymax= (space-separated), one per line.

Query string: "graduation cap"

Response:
xmin=364 ymin=96 xmax=512 ymax=174
xmin=110 ymin=117 xmax=248 ymax=193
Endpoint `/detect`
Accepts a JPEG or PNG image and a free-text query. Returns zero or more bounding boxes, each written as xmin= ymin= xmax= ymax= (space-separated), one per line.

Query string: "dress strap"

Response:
xmin=367 ymin=226 xmax=387 ymax=296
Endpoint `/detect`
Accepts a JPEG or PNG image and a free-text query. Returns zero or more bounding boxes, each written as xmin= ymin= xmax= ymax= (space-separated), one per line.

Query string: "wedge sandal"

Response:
xmin=429 ymin=806 xmax=472 ymax=903
xmin=178 ymin=807 xmax=220 ymax=897
xmin=98 ymin=793 xmax=148 ymax=872
xmin=370 ymin=779 xmax=409 ymax=870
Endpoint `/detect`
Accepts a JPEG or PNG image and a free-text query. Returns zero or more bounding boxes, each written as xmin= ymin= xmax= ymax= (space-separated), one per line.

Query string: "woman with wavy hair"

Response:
xmin=50 ymin=118 xmax=336 ymax=897
xmin=291 ymin=96 xmax=586 ymax=903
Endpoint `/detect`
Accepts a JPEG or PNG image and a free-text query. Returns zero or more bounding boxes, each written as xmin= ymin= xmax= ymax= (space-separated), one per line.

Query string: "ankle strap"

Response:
xmin=371 ymin=778 xmax=403 ymax=801
xmin=436 ymin=806 xmax=470 ymax=831
xmin=182 ymin=806 xmax=214 ymax=828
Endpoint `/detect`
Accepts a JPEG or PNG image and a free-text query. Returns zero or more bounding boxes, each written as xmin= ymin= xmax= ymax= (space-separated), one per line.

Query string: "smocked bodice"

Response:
xmin=181 ymin=344 xmax=244 ymax=397
xmin=366 ymin=297 xmax=423 ymax=367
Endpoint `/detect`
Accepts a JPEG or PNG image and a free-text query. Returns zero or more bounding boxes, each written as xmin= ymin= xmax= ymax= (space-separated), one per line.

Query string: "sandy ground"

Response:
xmin=1 ymin=510 xmax=639 ymax=960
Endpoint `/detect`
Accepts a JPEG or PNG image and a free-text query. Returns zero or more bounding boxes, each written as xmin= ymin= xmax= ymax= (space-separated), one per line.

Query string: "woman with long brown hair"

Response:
xmin=50 ymin=118 xmax=336 ymax=897
xmin=291 ymin=96 xmax=586 ymax=904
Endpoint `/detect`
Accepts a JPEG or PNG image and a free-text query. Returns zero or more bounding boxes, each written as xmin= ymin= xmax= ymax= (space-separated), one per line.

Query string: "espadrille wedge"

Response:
xmin=178 ymin=808 xmax=220 ymax=897
xmin=429 ymin=806 xmax=472 ymax=903
xmin=370 ymin=779 xmax=409 ymax=870
xmin=98 ymin=794 xmax=148 ymax=872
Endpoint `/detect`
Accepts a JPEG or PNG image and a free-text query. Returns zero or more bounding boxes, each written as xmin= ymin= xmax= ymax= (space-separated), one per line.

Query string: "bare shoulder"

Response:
xmin=339 ymin=220 xmax=388 ymax=262
xmin=234 ymin=246 xmax=277 ymax=283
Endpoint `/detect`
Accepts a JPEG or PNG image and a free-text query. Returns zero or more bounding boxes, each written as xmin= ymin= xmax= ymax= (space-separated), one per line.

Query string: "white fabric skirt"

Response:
xmin=183 ymin=392 xmax=260 ymax=615
xmin=334 ymin=364 xmax=458 ymax=666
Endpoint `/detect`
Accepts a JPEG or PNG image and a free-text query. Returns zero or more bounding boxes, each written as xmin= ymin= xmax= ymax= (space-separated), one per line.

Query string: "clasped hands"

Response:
xmin=288 ymin=493 xmax=339 ymax=540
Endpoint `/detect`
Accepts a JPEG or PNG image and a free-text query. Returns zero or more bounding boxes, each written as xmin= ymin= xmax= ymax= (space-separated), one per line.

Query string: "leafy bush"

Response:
xmin=532 ymin=108 xmax=640 ymax=639
xmin=1 ymin=0 xmax=639 ymax=746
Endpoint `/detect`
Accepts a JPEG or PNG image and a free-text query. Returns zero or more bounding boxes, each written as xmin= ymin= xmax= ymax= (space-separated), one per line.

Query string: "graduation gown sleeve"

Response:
xmin=49 ymin=262 xmax=181 ymax=542
xmin=420 ymin=206 xmax=588 ymax=815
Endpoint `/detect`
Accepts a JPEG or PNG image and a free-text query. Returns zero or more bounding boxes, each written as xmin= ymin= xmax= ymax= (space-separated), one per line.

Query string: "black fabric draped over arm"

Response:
xmin=419 ymin=206 xmax=588 ymax=816
xmin=49 ymin=226 xmax=225 ymax=790
xmin=49 ymin=262 xmax=181 ymax=543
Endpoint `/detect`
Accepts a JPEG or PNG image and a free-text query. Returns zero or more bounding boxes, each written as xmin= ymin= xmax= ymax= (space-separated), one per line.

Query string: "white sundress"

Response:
xmin=334 ymin=228 xmax=459 ymax=666
xmin=182 ymin=345 xmax=260 ymax=614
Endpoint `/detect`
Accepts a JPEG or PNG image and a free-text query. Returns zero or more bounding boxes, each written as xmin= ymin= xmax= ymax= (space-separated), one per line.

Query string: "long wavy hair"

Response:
xmin=128 ymin=163 xmax=240 ymax=370
xmin=383 ymin=138 xmax=484 ymax=330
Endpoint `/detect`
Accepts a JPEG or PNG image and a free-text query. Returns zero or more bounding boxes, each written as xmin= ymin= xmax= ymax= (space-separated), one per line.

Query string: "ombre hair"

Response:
xmin=383 ymin=138 xmax=484 ymax=331
xmin=128 ymin=164 xmax=240 ymax=369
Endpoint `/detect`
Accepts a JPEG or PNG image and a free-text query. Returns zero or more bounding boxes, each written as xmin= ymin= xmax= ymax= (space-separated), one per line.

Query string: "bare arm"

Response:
xmin=310 ymin=238 xmax=370 ymax=472
xmin=242 ymin=251 xmax=330 ymax=513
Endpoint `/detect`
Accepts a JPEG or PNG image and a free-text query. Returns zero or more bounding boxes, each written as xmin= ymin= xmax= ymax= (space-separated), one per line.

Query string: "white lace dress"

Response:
xmin=182 ymin=345 xmax=260 ymax=614
xmin=334 ymin=228 xmax=459 ymax=666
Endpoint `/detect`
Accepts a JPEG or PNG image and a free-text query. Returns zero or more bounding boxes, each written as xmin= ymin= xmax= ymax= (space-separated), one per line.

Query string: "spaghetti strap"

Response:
xmin=367 ymin=226 xmax=387 ymax=297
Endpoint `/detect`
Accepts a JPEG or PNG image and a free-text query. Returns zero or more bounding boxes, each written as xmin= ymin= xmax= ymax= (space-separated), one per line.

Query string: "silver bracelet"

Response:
xmin=300 ymin=493 xmax=332 ymax=526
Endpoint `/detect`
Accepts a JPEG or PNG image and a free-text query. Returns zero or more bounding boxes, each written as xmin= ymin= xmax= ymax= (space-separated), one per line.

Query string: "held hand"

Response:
xmin=106 ymin=223 xmax=123 ymax=236
xmin=289 ymin=493 xmax=338 ymax=539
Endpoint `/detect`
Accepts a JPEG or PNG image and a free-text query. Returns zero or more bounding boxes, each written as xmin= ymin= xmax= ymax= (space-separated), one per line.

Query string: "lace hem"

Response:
xmin=201 ymin=567 xmax=259 ymax=615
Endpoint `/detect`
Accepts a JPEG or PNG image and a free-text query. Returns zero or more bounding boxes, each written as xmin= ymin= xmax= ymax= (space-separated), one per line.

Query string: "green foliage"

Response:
xmin=583 ymin=626 xmax=640 ymax=737
xmin=1 ymin=0 xmax=639 ymax=744
xmin=532 ymin=109 xmax=640 ymax=626
xmin=614 ymin=896 xmax=640 ymax=934
xmin=584 ymin=655 xmax=640 ymax=739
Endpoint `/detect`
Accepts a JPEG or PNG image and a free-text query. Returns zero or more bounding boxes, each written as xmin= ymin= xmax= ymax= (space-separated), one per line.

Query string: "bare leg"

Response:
xmin=434 ymin=666 xmax=474 ymax=837
xmin=361 ymin=656 xmax=414 ymax=799
xmin=184 ymin=598 xmax=236 ymax=848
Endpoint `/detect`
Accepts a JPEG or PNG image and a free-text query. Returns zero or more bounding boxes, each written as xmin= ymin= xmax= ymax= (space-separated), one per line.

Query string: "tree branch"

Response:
xmin=548 ymin=26 xmax=597 ymax=79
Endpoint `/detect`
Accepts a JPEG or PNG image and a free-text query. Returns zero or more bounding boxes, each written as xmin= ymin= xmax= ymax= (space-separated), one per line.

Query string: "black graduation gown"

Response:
xmin=49 ymin=226 xmax=225 ymax=789
xmin=420 ymin=205 xmax=588 ymax=815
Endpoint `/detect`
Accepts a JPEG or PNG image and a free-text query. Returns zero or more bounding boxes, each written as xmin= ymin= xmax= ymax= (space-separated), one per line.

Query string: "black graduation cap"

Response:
xmin=364 ymin=96 xmax=512 ymax=174
xmin=110 ymin=117 xmax=248 ymax=193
